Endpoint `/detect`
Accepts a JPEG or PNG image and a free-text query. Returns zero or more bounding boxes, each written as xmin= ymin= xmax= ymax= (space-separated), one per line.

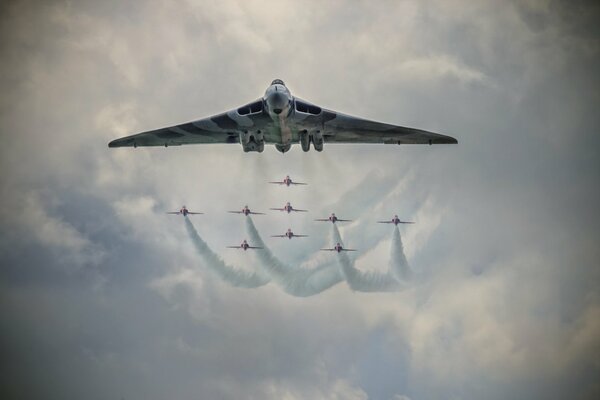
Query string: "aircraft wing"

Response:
xmin=292 ymin=209 xmax=308 ymax=212
xmin=292 ymin=98 xmax=457 ymax=145
xmin=271 ymin=235 xmax=286 ymax=238
xmin=341 ymin=249 xmax=357 ymax=252
xmin=320 ymin=248 xmax=336 ymax=251
xmin=108 ymin=99 xmax=270 ymax=148
xmin=226 ymin=246 xmax=241 ymax=249
xmin=166 ymin=212 xmax=180 ymax=215
xmin=337 ymin=218 xmax=352 ymax=222
xmin=268 ymin=182 xmax=285 ymax=185
xmin=269 ymin=208 xmax=284 ymax=211
xmin=291 ymin=182 xmax=307 ymax=185
xmin=249 ymin=212 xmax=266 ymax=215
xmin=187 ymin=212 xmax=203 ymax=215
xmin=315 ymin=219 xmax=329 ymax=222
xmin=248 ymin=246 xmax=263 ymax=249
xmin=294 ymin=234 xmax=308 ymax=237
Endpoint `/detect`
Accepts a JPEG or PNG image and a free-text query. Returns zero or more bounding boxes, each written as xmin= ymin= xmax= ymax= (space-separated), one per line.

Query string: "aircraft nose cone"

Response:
xmin=267 ymin=91 xmax=288 ymax=114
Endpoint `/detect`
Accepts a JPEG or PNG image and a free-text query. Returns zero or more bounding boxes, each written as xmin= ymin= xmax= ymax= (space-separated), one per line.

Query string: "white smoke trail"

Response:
xmin=389 ymin=225 xmax=412 ymax=282
xmin=184 ymin=217 xmax=270 ymax=288
xmin=246 ymin=217 xmax=344 ymax=297
xmin=332 ymin=224 xmax=406 ymax=292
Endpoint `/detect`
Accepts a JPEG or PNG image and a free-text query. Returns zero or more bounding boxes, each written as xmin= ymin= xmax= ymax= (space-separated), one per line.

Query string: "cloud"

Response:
xmin=0 ymin=1 xmax=598 ymax=399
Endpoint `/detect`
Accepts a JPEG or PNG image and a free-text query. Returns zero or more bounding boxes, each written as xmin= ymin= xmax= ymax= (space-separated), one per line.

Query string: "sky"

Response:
xmin=0 ymin=0 xmax=599 ymax=399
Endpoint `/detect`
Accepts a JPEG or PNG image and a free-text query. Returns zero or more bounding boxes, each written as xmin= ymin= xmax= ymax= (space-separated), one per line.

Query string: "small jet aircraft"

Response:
xmin=270 ymin=202 xmax=308 ymax=213
xmin=269 ymin=175 xmax=307 ymax=186
xmin=166 ymin=206 xmax=203 ymax=216
xmin=228 ymin=205 xmax=265 ymax=216
xmin=321 ymin=243 xmax=357 ymax=253
xmin=226 ymin=240 xmax=263 ymax=251
xmin=271 ymin=228 xmax=308 ymax=240
xmin=315 ymin=213 xmax=352 ymax=224
xmin=377 ymin=215 xmax=415 ymax=225
xmin=108 ymin=79 xmax=457 ymax=153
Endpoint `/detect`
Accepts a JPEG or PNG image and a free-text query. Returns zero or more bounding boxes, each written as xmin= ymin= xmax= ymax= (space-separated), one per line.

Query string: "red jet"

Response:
xmin=320 ymin=243 xmax=357 ymax=253
xmin=269 ymin=175 xmax=307 ymax=187
xmin=315 ymin=213 xmax=352 ymax=224
xmin=271 ymin=228 xmax=308 ymax=240
xmin=166 ymin=206 xmax=203 ymax=216
xmin=377 ymin=215 xmax=415 ymax=225
xmin=226 ymin=240 xmax=263 ymax=251
xmin=228 ymin=205 xmax=266 ymax=216
xmin=270 ymin=202 xmax=308 ymax=213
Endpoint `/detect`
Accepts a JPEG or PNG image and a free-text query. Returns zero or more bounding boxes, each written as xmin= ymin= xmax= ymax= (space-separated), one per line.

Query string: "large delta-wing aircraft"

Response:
xmin=108 ymin=79 xmax=458 ymax=154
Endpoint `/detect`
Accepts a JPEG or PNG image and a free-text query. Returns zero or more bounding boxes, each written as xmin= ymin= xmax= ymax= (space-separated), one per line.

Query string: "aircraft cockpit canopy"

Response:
xmin=271 ymin=79 xmax=285 ymax=86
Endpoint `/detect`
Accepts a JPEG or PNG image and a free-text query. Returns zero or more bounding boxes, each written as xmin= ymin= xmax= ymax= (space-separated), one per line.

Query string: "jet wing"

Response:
xmin=187 ymin=212 xmax=203 ymax=215
xmin=294 ymin=234 xmax=308 ymax=237
xmin=271 ymin=235 xmax=286 ymax=238
xmin=336 ymin=219 xmax=352 ymax=222
xmin=268 ymin=182 xmax=285 ymax=185
xmin=269 ymin=208 xmax=284 ymax=211
xmin=291 ymin=182 xmax=307 ymax=185
xmin=292 ymin=98 xmax=457 ymax=145
xmin=228 ymin=211 xmax=244 ymax=214
xmin=249 ymin=212 xmax=266 ymax=215
xmin=108 ymin=99 xmax=270 ymax=148
xmin=292 ymin=209 xmax=308 ymax=212
xmin=166 ymin=212 xmax=180 ymax=215
xmin=248 ymin=246 xmax=263 ymax=249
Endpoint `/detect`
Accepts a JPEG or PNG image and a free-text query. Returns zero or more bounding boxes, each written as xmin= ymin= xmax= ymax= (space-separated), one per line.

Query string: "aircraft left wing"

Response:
xmin=292 ymin=98 xmax=457 ymax=145
xmin=108 ymin=99 xmax=269 ymax=148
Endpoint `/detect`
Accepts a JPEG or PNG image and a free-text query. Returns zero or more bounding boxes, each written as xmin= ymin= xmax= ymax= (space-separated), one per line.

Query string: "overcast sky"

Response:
xmin=0 ymin=0 xmax=599 ymax=399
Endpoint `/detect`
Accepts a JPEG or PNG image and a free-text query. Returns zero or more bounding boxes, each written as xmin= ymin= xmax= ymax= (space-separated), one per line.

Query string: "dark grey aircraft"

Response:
xmin=108 ymin=79 xmax=458 ymax=153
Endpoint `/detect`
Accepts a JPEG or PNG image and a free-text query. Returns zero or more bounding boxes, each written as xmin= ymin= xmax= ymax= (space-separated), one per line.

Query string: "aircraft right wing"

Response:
xmin=166 ymin=212 xmax=180 ymax=215
xmin=292 ymin=97 xmax=457 ymax=145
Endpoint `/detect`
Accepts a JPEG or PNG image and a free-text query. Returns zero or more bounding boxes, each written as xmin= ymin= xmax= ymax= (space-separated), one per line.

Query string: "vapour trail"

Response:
xmin=246 ymin=216 xmax=344 ymax=297
xmin=184 ymin=217 xmax=270 ymax=288
xmin=389 ymin=225 xmax=411 ymax=282
xmin=332 ymin=224 xmax=406 ymax=292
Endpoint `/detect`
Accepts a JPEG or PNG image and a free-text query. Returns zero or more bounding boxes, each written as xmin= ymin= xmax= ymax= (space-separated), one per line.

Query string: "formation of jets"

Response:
xmin=168 ymin=175 xmax=415 ymax=253
xmin=108 ymin=79 xmax=457 ymax=154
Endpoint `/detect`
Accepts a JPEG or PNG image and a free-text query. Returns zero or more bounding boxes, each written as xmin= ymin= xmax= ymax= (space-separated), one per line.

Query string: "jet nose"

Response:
xmin=267 ymin=91 xmax=288 ymax=114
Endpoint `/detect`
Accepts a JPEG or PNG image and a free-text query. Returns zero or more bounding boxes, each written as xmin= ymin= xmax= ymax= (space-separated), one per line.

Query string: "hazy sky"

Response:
xmin=0 ymin=1 xmax=599 ymax=399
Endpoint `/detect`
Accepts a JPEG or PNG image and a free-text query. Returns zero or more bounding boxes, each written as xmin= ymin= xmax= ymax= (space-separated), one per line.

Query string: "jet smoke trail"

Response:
xmin=246 ymin=217 xmax=344 ymax=297
xmin=184 ymin=217 xmax=270 ymax=288
xmin=332 ymin=224 xmax=406 ymax=292
xmin=389 ymin=225 xmax=411 ymax=282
